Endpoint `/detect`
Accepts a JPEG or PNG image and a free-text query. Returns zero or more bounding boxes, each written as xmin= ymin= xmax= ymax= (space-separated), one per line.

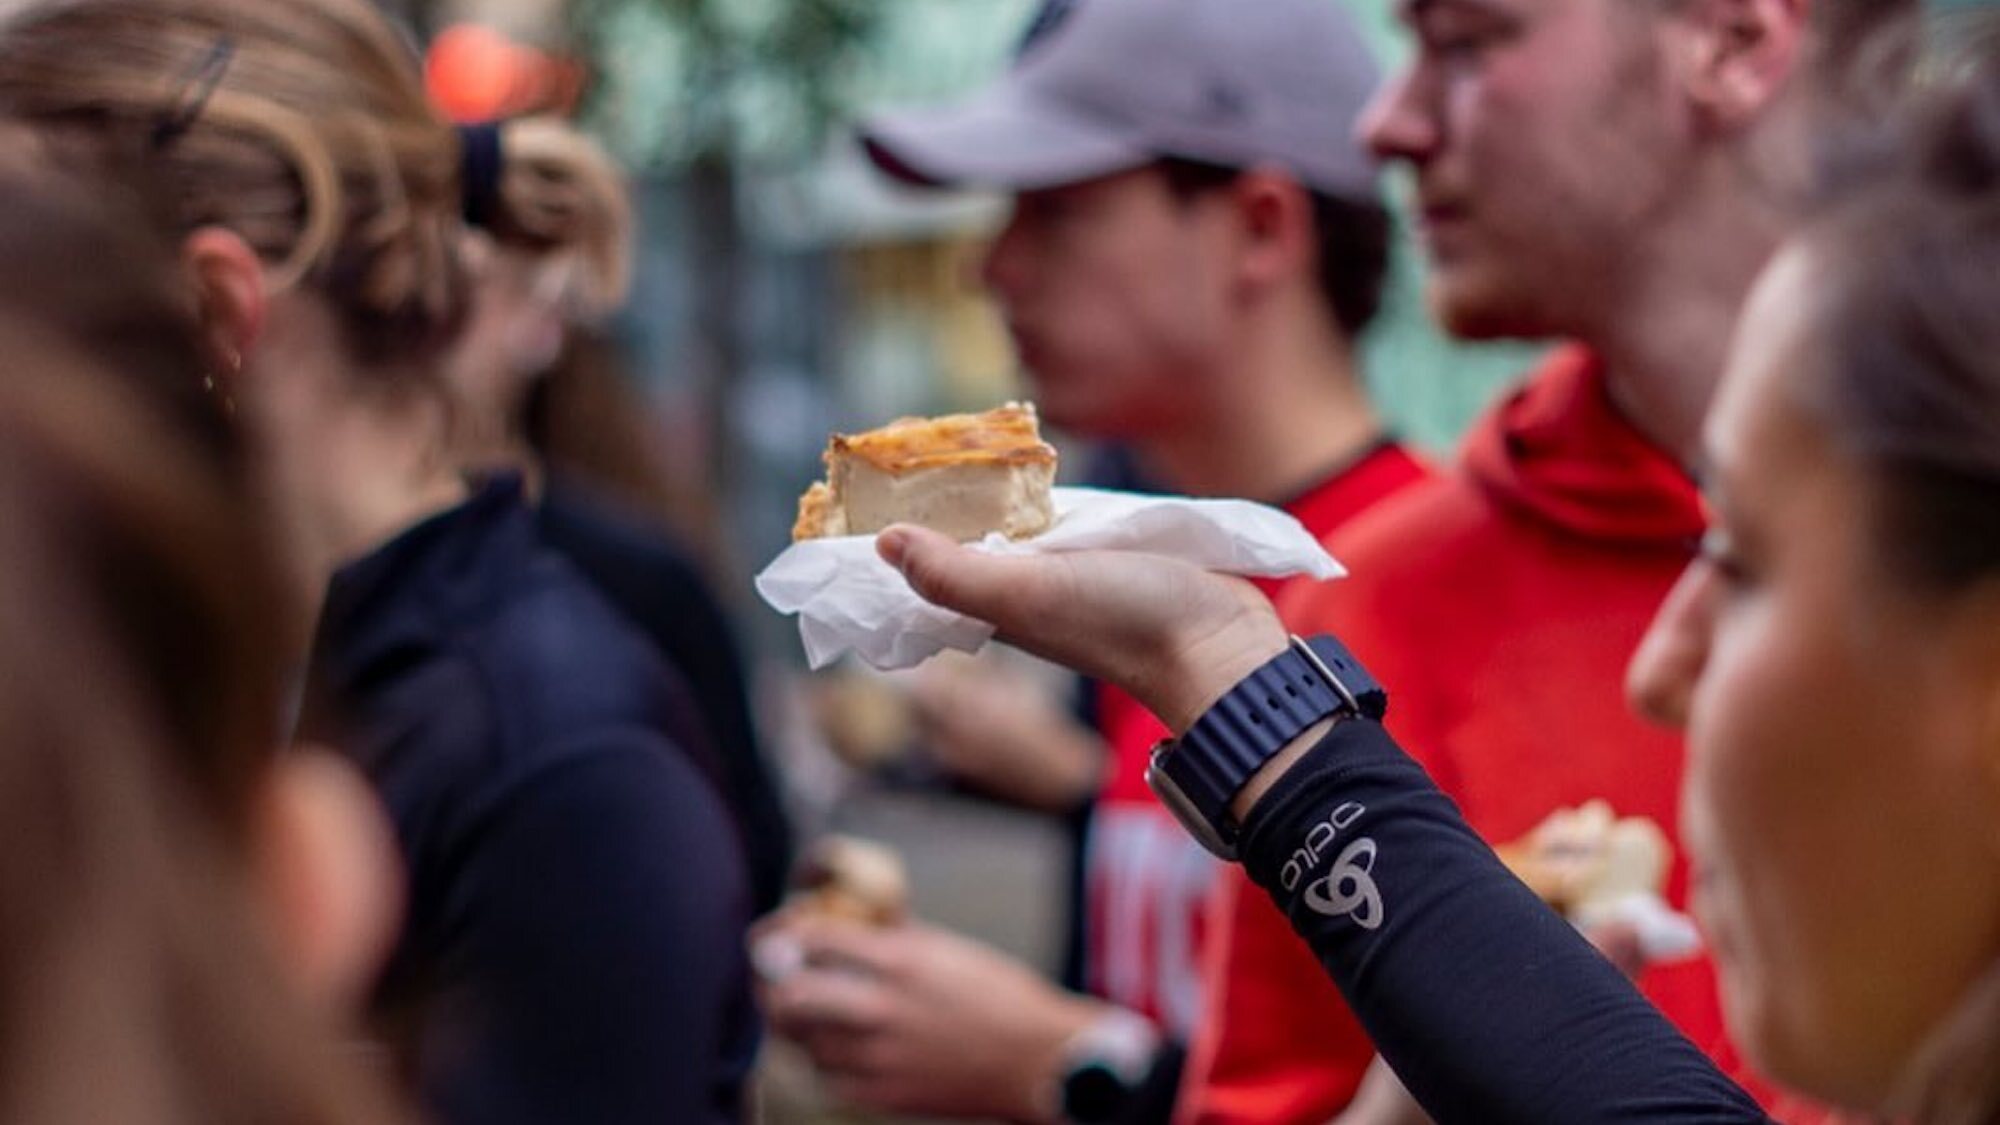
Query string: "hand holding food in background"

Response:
xmin=756 ymin=836 xmax=1099 ymax=1122
xmin=787 ymin=836 xmax=912 ymax=929
xmin=906 ymin=651 xmax=1106 ymax=815
xmin=1495 ymin=801 xmax=1696 ymax=977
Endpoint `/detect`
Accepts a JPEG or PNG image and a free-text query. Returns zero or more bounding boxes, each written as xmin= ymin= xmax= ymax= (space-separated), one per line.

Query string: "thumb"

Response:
xmin=1582 ymin=920 xmax=1648 ymax=980
xmin=878 ymin=524 xmax=1036 ymax=627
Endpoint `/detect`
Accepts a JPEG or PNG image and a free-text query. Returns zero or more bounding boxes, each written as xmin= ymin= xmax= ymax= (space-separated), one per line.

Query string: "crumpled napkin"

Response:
xmin=1574 ymin=892 xmax=1705 ymax=965
xmin=755 ymin=487 xmax=1345 ymax=671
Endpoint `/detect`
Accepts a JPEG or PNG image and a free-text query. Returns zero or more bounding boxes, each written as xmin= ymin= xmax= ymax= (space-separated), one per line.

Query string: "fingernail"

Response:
xmin=752 ymin=932 xmax=806 ymax=983
xmin=877 ymin=528 xmax=910 ymax=568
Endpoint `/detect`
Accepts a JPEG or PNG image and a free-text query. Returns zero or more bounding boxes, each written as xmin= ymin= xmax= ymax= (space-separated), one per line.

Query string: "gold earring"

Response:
xmin=205 ymin=347 xmax=241 ymax=416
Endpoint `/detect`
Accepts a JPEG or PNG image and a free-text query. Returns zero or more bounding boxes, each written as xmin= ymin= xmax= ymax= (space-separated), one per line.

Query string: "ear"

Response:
xmin=1225 ymin=166 xmax=1317 ymax=296
xmin=1668 ymin=0 xmax=1807 ymax=132
xmin=250 ymin=747 xmax=404 ymax=1014
xmin=180 ymin=226 xmax=269 ymax=382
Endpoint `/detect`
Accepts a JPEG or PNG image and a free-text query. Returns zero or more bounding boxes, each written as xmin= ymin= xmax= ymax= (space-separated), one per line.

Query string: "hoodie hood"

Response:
xmin=1462 ymin=345 xmax=1704 ymax=546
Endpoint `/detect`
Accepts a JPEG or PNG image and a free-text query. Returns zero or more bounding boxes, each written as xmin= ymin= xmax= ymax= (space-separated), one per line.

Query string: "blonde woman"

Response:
xmin=0 ymin=3 xmax=755 ymax=1122
xmin=448 ymin=114 xmax=795 ymax=916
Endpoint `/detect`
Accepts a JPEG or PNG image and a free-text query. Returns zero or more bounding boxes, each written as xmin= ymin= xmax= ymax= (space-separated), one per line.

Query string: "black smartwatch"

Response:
xmin=1054 ymin=1009 xmax=1159 ymax=1125
xmin=1145 ymin=634 xmax=1385 ymax=860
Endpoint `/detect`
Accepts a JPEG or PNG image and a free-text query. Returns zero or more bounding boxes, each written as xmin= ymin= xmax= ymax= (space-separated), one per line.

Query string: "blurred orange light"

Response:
xmin=426 ymin=23 xmax=548 ymax=123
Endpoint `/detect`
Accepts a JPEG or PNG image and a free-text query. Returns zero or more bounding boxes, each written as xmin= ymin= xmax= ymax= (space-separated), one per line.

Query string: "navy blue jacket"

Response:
xmin=307 ymin=477 xmax=757 ymax=1125
xmin=538 ymin=480 xmax=794 ymax=915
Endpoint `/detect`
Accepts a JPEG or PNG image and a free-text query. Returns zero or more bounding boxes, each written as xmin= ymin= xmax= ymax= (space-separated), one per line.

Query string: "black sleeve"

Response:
xmin=421 ymin=738 xmax=758 ymax=1125
xmin=1234 ymin=719 xmax=1772 ymax=1125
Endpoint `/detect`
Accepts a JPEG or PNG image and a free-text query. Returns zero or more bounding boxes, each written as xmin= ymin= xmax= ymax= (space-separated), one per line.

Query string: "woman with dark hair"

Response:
xmin=0 ymin=3 xmax=756 ymax=1122
xmin=792 ymin=50 xmax=2000 ymax=1125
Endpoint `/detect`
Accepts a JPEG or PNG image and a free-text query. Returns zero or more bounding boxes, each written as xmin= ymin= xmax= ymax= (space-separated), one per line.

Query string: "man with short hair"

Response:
xmin=761 ymin=0 xmax=1426 ymax=1120
xmin=1188 ymin=1 xmax=1923 ymax=1121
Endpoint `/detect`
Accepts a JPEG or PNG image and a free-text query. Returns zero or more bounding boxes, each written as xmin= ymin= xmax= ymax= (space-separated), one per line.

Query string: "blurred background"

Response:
xmin=394 ymin=1 xmax=1536 ymax=1117
xmin=397 ymin=0 xmax=1535 ymax=604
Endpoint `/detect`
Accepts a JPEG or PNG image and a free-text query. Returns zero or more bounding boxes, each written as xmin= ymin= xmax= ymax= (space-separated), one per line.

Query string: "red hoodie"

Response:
xmin=1181 ymin=347 xmax=1791 ymax=1123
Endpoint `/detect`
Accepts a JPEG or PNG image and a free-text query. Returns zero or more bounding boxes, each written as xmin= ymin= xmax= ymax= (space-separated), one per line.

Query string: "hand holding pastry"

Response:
xmin=789 ymin=836 xmax=911 ymax=929
xmin=877 ymin=524 xmax=1288 ymax=737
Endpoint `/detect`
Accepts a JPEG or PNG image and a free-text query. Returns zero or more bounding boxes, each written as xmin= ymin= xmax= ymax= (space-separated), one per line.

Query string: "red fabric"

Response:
xmin=1183 ymin=347 xmax=1788 ymax=1123
xmin=1084 ymin=443 xmax=1431 ymax=1039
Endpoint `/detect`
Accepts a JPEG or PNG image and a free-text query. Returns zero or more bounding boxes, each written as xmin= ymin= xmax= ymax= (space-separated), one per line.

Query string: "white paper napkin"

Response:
xmin=756 ymin=487 xmax=1345 ymax=671
xmin=1574 ymin=892 xmax=1705 ymax=965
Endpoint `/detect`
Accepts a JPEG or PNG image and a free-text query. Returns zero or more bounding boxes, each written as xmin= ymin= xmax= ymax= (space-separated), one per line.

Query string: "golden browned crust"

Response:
xmin=792 ymin=402 xmax=1058 ymax=542
xmin=830 ymin=402 xmax=1057 ymax=474
xmin=792 ymin=481 xmax=839 ymax=541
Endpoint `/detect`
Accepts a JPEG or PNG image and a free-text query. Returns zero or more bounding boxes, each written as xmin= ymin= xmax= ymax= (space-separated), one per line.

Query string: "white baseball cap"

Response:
xmin=861 ymin=0 xmax=1382 ymax=201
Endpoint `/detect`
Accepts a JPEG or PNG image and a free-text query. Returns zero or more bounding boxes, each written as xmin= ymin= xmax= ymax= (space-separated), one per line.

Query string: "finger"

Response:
xmin=797 ymin=1024 xmax=893 ymax=1076
xmin=750 ymin=906 xmax=856 ymax=981
xmin=904 ymin=670 xmax=969 ymax=727
xmin=755 ymin=908 xmax=897 ymax=973
xmin=881 ymin=528 xmax=1119 ymax=682
xmin=878 ymin=525 xmax=1049 ymax=632
xmin=763 ymin=966 xmax=896 ymax=1037
xmin=750 ymin=928 xmax=807 ymax=985
xmin=783 ymin=914 xmax=910 ymax=978
xmin=1582 ymin=920 xmax=1647 ymax=979
xmin=749 ymin=901 xmax=814 ymax=947
xmin=825 ymin=1072 xmax=923 ymax=1116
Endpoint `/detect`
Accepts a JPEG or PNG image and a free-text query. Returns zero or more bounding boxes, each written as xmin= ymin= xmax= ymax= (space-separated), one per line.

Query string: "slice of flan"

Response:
xmin=792 ymin=402 xmax=1058 ymax=542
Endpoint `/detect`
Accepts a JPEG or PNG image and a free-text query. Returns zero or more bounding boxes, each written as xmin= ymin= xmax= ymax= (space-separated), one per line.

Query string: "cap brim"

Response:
xmin=860 ymin=82 xmax=1151 ymax=192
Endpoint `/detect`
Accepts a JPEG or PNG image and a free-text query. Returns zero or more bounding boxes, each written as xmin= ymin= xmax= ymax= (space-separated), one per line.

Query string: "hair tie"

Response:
xmin=458 ymin=121 xmax=504 ymax=229
xmin=152 ymin=36 xmax=236 ymax=150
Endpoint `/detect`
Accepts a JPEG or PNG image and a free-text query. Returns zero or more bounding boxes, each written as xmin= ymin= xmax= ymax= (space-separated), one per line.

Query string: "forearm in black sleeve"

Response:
xmin=1235 ymin=719 xmax=1771 ymax=1125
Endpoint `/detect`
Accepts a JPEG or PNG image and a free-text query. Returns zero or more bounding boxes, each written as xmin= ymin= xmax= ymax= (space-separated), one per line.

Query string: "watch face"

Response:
xmin=1062 ymin=1061 xmax=1130 ymax=1124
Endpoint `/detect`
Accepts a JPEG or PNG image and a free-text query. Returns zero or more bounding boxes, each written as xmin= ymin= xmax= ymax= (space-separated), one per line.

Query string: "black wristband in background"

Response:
xmin=1117 ymin=1037 xmax=1185 ymax=1125
xmin=458 ymin=120 xmax=504 ymax=229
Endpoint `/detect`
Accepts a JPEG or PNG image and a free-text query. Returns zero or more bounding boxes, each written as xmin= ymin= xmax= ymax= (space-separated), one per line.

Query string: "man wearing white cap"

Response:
xmin=761 ymin=0 xmax=1426 ymax=1121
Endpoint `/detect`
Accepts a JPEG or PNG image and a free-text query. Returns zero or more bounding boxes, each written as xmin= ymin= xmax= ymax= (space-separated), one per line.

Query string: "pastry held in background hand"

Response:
xmin=792 ymin=836 xmax=911 ymax=928
xmin=1494 ymin=800 xmax=1671 ymax=917
xmin=792 ymin=402 xmax=1058 ymax=542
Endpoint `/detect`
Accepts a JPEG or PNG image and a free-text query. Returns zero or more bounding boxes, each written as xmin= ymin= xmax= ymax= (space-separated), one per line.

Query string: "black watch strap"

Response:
xmin=1151 ymin=635 xmax=1384 ymax=857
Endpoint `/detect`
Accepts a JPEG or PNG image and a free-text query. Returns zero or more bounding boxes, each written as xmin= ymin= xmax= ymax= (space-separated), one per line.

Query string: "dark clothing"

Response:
xmin=537 ymin=480 xmax=795 ymax=914
xmin=308 ymin=477 xmax=757 ymax=1125
xmin=1240 ymin=716 xmax=1770 ymax=1124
